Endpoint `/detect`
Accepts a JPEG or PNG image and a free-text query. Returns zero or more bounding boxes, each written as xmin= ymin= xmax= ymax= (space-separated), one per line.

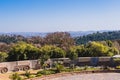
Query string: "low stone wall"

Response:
xmin=0 ymin=57 xmax=118 ymax=73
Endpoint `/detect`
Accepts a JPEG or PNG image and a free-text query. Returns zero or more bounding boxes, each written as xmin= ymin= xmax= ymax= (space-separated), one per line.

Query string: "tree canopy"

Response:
xmin=8 ymin=42 xmax=40 ymax=61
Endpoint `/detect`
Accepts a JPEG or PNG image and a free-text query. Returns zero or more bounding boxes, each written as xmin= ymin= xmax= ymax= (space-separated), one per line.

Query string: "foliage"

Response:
xmin=75 ymin=31 xmax=120 ymax=45
xmin=85 ymin=42 xmax=110 ymax=56
xmin=67 ymin=46 xmax=83 ymax=60
xmin=54 ymin=63 xmax=64 ymax=73
xmin=66 ymin=41 xmax=119 ymax=57
xmin=113 ymin=58 xmax=120 ymax=65
xmin=0 ymin=35 xmax=26 ymax=44
xmin=40 ymin=45 xmax=66 ymax=58
xmin=83 ymin=65 xmax=88 ymax=70
xmin=8 ymin=42 xmax=40 ymax=61
xmin=0 ymin=52 xmax=8 ymax=62
xmin=116 ymin=65 xmax=120 ymax=69
xmin=0 ymin=31 xmax=120 ymax=62
xmin=37 ymin=69 xmax=56 ymax=75
xmin=113 ymin=58 xmax=120 ymax=62
xmin=36 ymin=73 xmax=42 ymax=77
xmin=84 ymin=42 xmax=118 ymax=57
xmin=26 ymin=36 xmax=44 ymax=46
xmin=0 ymin=42 xmax=10 ymax=52
xmin=24 ymin=71 xmax=31 ymax=79
xmin=9 ymin=73 xmax=23 ymax=80
xmin=44 ymin=32 xmax=75 ymax=51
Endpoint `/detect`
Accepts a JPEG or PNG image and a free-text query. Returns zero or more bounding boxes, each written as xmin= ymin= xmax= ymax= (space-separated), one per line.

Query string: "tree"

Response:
xmin=67 ymin=46 xmax=79 ymax=69
xmin=26 ymin=36 xmax=44 ymax=47
xmin=0 ymin=42 xmax=10 ymax=52
xmin=25 ymin=44 xmax=40 ymax=60
xmin=8 ymin=42 xmax=40 ymax=61
xmin=39 ymin=45 xmax=65 ymax=69
xmin=44 ymin=32 xmax=75 ymax=51
xmin=84 ymin=41 xmax=119 ymax=57
xmin=86 ymin=42 xmax=110 ymax=56
xmin=108 ymin=47 xmax=119 ymax=56
xmin=67 ymin=46 xmax=78 ymax=60
xmin=75 ymin=31 xmax=120 ymax=45
xmin=40 ymin=45 xmax=66 ymax=58
xmin=106 ymin=40 xmax=113 ymax=47
xmin=0 ymin=52 xmax=8 ymax=62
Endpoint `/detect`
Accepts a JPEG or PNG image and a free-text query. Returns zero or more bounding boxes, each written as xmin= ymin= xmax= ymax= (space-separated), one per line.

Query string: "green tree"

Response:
xmin=40 ymin=45 xmax=66 ymax=58
xmin=8 ymin=42 xmax=40 ymax=61
xmin=67 ymin=46 xmax=78 ymax=60
xmin=39 ymin=45 xmax=66 ymax=69
xmin=84 ymin=41 xmax=119 ymax=57
xmin=0 ymin=52 xmax=8 ymax=62
xmin=67 ymin=46 xmax=79 ymax=69
xmin=86 ymin=42 xmax=109 ymax=56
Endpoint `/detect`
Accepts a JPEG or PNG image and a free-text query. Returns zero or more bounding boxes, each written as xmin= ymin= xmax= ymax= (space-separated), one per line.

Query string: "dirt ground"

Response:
xmin=1 ymin=70 xmax=120 ymax=80
xmin=49 ymin=73 xmax=120 ymax=80
xmin=0 ymin=70 xmax=39 ymax=80
xmin=0 ymin=73 xmax=11 ymax=80
xmin=30 ymin=73 xmax=120 ymax=80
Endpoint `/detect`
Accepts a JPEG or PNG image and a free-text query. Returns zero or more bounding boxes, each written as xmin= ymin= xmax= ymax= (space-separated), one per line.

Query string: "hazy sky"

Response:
xmin=0 ymin=0 xmax=120 ymax=32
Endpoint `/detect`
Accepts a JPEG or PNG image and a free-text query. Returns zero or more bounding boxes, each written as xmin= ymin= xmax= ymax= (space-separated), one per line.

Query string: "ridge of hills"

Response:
xmin=0 ymin=30 xmax=109 ymax=37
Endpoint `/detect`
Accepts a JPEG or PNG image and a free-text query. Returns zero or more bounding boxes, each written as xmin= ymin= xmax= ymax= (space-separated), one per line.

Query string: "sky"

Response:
xmin=0 ymin=0 xmax=120 ymax=32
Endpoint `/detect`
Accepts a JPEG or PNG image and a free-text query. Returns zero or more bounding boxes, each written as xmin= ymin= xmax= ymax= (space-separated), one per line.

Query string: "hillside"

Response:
xmin=0 ymin=30 xmax=108 ymax=37
xmin=75 ymin=30 xmax=120 ymax=45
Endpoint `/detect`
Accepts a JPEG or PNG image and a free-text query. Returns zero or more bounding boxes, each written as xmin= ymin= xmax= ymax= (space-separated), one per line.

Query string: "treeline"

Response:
xmin=0 ymin=35 xmax=26 ymax=44
xmin=75 ymin=31 xmax=120 ymax=45
xmin=0 ymin=32 xmax=120 ymax=62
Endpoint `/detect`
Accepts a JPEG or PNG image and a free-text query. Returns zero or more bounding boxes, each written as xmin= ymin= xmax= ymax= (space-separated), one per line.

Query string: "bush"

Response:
xmin=24 ymin=71 xmax=31 ymax=79
xmin=37 ymin=70 xmax=56 ymax=75
xmin=0 ymin=52 xmax=8 ymax=62
xmin=9 ymin=73 xmax=23 ymax=80
xmin=83 ymin=65 xmax=88 ymax=70
xmin=116 ymin=65 xmax=120 ymax=69
xmin=54 ymin=63 xmax=64 ymax=73
xmin=70 ymin=64 xmax=75 ymax=69
xmin=113 ymin=58 xmax=120 ymax=66
xmin=36 ymin=73 xmax=42 ymax=77
xmin=62 ymin=68 xmax=73 ymax=72
xmin=29 ymin=75 xmax=36 ymax=78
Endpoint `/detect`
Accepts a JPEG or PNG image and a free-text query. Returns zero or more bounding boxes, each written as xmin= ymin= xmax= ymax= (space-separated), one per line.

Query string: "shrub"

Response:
xmin=0 ymin=52 xmax=8 ymax=62
xmin=29 ymin=75 xmax=36 ymax=78
xmin=83 ymin=65 xmax=88 ymax=70
xmin=37 ymin=70 xmax=56 ymax=75
xmin=9 ymin=73 xmax=23 ymax=80
xmin=116 ymin=65 xmax=120 ymax=69
xmin=113 ymin=58 xmax=120 ymax=66
xmin=54 ymin=63 xmax=64 ymax=73
xmin=36 ymin=73 xmax=42 ymax=77
xmin=24 ymin=71 xmax=31 ymax=79
xmin=62 ymin=68 xmax=73 ymax=72
xmin=70 ymin=64 xmax=75 ymax=69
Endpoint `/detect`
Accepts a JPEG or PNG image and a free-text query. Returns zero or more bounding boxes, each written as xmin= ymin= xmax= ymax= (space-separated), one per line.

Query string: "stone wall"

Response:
xmin=0 ymin=57 xmax=117 ymax=73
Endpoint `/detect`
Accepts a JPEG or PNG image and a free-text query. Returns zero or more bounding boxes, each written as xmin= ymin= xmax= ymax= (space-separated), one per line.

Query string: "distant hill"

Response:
xmin=0 ymin=30 xmax=120 ymax=44
xmin=68 ymin=30 xmax=109 ymax=37
xmin=0 ymin=30 xmax=109 ymax=37
xmin=0 ymin=32 xmax=47 ymax=37
xmin=75 ymin=30 xmax=120 ymax=45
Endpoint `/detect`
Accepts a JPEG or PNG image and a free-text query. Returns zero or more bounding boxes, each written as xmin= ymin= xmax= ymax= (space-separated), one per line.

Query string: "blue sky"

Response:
xmin=0 ymin=0 xmax=120 ymax=32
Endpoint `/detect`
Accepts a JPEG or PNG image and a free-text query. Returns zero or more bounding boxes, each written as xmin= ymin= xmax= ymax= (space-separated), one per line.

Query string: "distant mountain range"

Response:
xmin=0 ymin=30 xmax=110 ymax=37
